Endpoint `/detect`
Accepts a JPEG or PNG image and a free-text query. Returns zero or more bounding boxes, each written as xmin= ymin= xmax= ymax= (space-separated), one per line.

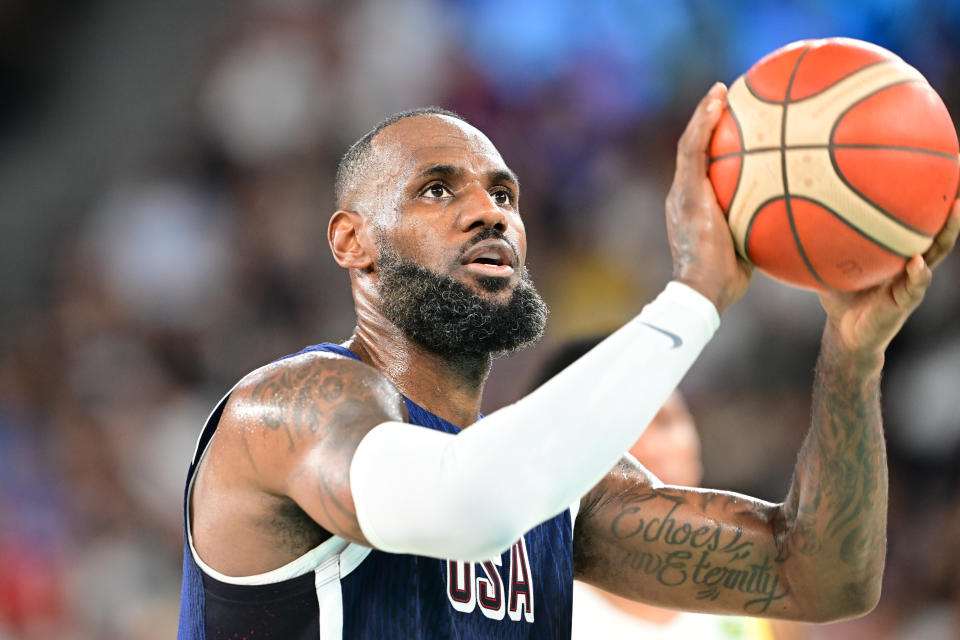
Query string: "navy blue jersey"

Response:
xmin=178 ymin=343 xmax=575 ymax=639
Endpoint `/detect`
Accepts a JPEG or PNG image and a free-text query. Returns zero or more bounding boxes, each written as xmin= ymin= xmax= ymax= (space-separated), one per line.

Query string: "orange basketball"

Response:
xmin=709 ymin=37 xmax=959 ymax=291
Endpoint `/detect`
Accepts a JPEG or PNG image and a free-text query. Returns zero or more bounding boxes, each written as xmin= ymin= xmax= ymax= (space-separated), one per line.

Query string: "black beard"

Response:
xmin=376 ymin=244 xmax=548 ymax=360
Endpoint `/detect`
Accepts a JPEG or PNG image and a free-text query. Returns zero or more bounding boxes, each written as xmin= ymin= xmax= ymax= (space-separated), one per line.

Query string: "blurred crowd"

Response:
xmin=1 ymin=1 xmax=959 ymax=638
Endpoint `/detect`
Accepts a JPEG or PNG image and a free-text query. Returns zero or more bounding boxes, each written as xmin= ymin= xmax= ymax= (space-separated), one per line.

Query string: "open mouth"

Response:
xmin=461 ymin=242 xmax=516 ymax=277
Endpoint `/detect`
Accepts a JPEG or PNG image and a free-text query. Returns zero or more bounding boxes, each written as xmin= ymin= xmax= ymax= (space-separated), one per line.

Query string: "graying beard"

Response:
xmin=375 ymin=246 xmax=548 ymax=359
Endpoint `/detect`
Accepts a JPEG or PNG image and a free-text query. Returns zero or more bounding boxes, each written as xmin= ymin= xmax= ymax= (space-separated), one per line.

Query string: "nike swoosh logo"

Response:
xmin=638 ymin=321 xmax=684 ymax=349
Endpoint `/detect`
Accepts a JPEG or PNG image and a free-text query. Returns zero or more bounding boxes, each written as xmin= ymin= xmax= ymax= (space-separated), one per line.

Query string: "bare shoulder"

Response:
xmin=217 ymin=351 xmax=407 ymax=486
xmin=227 ymin=351 xmax=407 ymax=438
xmin=194 ymin=350 xmax=408 ymax=563
xmin=235 ymin=350 xmax=406 ymax=412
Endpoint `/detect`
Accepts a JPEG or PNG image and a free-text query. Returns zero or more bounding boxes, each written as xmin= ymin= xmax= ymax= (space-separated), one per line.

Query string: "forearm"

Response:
xmin=776 ymin=324 xmax=887 ymax=617
xmin=350 ymin=282 xmax=719 ymax=561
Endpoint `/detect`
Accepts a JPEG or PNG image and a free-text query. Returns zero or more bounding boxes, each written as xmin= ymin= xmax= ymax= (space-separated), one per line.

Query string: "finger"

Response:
xmin=891 ymin=254 xmax=932 ymax=309
xmin=923 ymin=198 xmax=960 ymax=269
xmin=675 ymin=82 xmax=728 ymax=189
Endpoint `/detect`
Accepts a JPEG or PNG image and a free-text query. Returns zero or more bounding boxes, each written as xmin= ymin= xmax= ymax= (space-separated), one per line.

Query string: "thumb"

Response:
xmin=676 ymin=82 xmax=727 ymax=188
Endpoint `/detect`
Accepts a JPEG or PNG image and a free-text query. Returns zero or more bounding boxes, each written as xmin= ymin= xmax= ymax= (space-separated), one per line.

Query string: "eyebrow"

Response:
xmin=490 ymin=169 xmax=521 ymax=191
xmin=414 ymin=164 xmax=521 ymax=191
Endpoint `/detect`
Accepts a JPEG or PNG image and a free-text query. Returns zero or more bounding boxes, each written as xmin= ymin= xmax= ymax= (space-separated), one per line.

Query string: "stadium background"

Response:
xmin=1 ymin=1 xmax=958 ymax=638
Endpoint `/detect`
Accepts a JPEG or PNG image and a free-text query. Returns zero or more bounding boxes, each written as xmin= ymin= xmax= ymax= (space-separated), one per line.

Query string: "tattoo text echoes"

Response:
xmin=612 ymin=495 xmax=788 ymax=613
xmin=611 ymin=499 xmax=752 ymax=555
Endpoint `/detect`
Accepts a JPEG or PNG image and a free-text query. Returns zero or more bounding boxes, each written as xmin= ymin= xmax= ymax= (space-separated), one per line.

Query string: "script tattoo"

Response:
xmin=609 ymin=490 xmax=788 ymax=613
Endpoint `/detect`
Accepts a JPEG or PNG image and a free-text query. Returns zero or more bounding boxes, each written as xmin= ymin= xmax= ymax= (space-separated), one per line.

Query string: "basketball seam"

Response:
xmin=744 ymin=75 xmax=780 ymax=105
xmin=743 ymin=195 xmax=786 ymax=267
xmin=710 ymin=143 xmax=960 ymax=163
xmin=741 ymin=193 xmax=907 ymax=283
xmin=829 ymin=79 xmax=925 ymax=144
xmin=829 ymin=78 xmax=948 ymax=238
xmin=788 ymin=195 xmax=911 ymax=259
xmin=827 ymin=144 xmax=958 ymax=160
xmin=789 ymin=58 xmax=890 ymax=102
xmin=742 ymin=58 xmax=890 ymax=105
xmin=780 ymin=46 xmax=828 ymax=288
xmin=725 ymin=93 xmax=746 ymax=249
xmin=827 ymin=146 xmax=951 ymax=239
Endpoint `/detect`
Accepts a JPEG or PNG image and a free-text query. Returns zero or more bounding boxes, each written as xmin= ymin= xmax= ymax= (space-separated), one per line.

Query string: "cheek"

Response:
xmin=511 ymin=217 xmax=528 ymax=257
xmin=390 ymin=222 xmax=454 ymax=269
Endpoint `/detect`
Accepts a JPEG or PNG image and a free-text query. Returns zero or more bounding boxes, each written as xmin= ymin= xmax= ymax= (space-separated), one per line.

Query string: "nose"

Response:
xmin=457 ymin=184 xmax=507 ymax=233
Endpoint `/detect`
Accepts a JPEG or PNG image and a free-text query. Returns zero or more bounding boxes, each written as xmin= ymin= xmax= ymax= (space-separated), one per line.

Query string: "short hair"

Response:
xmin=334 ymin=106 xmax=466 ymax=209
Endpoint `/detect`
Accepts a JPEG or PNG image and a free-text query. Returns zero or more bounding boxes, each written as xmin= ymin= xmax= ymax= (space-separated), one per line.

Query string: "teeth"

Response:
xmin=470 ymin=251 xmax=504 ymax=266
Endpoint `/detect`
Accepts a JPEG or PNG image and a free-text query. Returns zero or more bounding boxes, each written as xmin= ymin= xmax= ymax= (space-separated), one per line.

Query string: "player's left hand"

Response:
xmin=666 ymin=82 xmax=753 ymax=315
xmin=818 ymin=198 xmax=960 ymax=356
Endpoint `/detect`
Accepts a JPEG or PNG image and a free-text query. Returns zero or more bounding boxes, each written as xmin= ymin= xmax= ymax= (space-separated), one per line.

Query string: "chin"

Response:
xmin=474 ymin=275 xmax=515 ymax=294
xmin=452 ymin=270 xmax=514 ymax=296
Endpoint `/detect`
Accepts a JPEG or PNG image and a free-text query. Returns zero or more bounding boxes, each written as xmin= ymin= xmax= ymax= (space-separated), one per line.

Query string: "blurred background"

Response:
xmin=1 ymin=0 xmax=959 ymax=638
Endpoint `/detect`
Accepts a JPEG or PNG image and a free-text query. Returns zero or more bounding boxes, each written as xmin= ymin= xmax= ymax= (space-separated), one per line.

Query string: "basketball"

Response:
xmin=709 ymin=37 xmax=960 ymax=291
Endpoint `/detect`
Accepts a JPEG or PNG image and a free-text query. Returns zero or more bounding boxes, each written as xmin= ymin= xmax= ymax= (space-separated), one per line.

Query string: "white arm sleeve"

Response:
xmin=349 ymin=281 xmax=719 ymax=562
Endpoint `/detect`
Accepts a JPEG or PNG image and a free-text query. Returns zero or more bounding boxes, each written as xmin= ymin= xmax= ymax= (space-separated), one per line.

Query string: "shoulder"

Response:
xmin=229 ymin=350 xmax=407 ymax=424
xmin=192 ymin=351 xmax=408 ymax=560
xmin=212 ymin=350 xmax=408 ymax=491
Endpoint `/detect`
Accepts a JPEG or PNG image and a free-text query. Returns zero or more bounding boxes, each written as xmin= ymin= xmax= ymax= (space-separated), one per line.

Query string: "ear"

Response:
xmin=328 ymin=209 xmax=375 ymax=270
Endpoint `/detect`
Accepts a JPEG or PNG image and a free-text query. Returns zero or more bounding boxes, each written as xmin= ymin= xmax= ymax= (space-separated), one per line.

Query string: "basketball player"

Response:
xmin=178 ymin=83 xmax=960 ymax=639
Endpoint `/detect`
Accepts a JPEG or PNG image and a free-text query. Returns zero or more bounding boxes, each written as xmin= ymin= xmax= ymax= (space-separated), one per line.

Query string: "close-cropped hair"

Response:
xmin=334 ymin=106 xmax=465 ymax=208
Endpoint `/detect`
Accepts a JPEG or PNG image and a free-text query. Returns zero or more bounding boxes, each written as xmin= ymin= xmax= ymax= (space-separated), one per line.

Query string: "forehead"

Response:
xmin=372 ymin=114 xmax=508 ymax=179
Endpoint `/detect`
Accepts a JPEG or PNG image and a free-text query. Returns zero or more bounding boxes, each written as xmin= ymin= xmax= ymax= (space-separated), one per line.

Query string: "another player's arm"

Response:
xmin=221 ymin=352 xmax=407 ymax=546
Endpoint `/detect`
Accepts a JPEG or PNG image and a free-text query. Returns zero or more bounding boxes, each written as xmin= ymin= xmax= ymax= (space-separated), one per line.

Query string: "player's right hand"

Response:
xmin=665 ymin=82 xmax=752 ymax=315
xmin=817 ymin=198 xmax=960 ymax=358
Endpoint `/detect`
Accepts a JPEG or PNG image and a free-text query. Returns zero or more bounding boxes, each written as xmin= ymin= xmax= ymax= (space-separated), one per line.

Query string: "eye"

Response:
xmin=491 ymin=189 xmax=514 ymax=206
xmin=421 ymin=183 xmax=451 ymax=199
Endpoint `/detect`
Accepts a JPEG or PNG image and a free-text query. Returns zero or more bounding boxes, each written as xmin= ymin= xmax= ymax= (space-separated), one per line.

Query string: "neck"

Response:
xmin=346 ymin=321 xmax=490 ymax=429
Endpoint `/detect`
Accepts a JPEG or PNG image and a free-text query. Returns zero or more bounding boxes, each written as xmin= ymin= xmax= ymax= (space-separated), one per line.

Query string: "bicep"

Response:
xmin=223 ymin=353 xmax=407 ymax=545
xmin=574 ymin=457 xmax=802 ymax=618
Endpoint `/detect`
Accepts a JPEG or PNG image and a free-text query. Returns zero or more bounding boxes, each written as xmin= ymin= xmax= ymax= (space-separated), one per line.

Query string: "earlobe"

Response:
xmin=328 ymin=210 xmax=374 ymax=270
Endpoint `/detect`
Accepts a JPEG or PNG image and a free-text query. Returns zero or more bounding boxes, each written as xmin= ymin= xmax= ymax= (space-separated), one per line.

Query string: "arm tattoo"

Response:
xmin=576 ymin=461 xmax=790 ymax=614
xmin=781 ymin=346 xmax=885 ymax=568
xmin=243 ymin=356 xmax=405 ymax=542
xmin=610 ymin=490 xmax=786 ymax=613
xmin=576 ymin=341 xmax=886 ymax=616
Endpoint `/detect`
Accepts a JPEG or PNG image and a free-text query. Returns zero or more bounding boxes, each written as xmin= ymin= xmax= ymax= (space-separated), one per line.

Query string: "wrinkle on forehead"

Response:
xmin=353 ymin=115 xmax=507 ymax=227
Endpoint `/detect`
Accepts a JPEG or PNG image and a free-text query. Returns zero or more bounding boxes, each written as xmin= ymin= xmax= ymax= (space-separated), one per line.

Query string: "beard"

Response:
xmin=375 ymin=240 xmax=548 ymax=360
